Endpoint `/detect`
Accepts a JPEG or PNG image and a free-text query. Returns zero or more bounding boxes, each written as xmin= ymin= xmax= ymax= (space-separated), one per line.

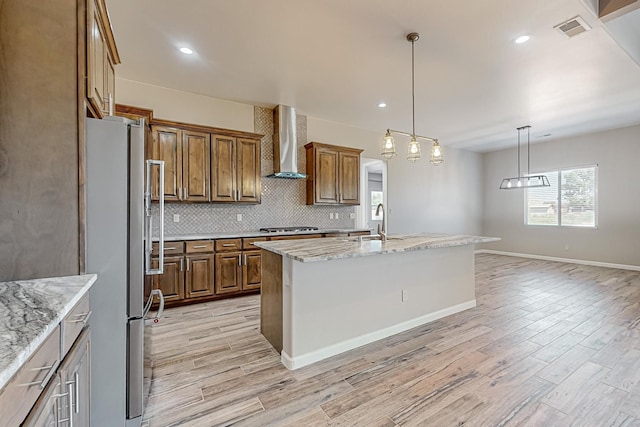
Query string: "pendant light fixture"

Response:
xmin=381 ymin=33 xmax=443 ymax=165
xmin=499 ymin=125 xmax=550 ymax=189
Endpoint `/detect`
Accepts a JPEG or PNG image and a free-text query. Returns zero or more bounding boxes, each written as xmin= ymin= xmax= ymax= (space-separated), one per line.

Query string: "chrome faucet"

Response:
xmin=375 ymin=203 xmax=386 ymax=242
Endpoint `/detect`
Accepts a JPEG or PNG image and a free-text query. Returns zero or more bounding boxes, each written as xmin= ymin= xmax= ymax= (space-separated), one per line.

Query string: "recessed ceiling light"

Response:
xmin=378 ymin=102 xmax=387 ymax=108
xmin=179 ymin=47 xmax=194 ymax=55
xmin=514 ymin=35 xmax=531 ymax=44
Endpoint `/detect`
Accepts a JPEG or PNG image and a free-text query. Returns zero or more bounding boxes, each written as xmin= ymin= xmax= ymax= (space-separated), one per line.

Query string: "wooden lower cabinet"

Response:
xmin=243 ymin=250 xmax=262 ymax=291
xmin=58 ymin=329 xmax=91 ymax=427
xmin=22 ymin=376 xmax=61 ymax=427
xmin=185 ymin=254 xmax=215 ymax=298
xmin=149 ymin=255 xmax=185 ymax=303
xmin=215 ymin=252 xmax=242 ymax=294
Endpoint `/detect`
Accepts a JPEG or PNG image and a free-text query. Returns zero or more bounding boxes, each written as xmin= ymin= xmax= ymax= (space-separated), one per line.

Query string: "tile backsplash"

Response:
xmin=152 ymin=106 xmax=356 ymax=235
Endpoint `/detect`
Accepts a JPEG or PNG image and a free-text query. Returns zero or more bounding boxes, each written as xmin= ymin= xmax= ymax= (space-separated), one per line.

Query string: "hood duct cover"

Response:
xmin=269 ymin=105 xmax=306 ymax=179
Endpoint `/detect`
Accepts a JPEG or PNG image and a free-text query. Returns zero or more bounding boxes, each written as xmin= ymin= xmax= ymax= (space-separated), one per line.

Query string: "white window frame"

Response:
xmin=524 ymin=165 xmax=598 ymax=229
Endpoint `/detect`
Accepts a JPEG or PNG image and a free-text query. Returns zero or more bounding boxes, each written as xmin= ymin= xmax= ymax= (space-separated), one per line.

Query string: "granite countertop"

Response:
xmin=0 ymin=274 xmax=97 ymax=391
xmin=254 ymin=233 xmax=501 ymax=263
xmin=158 ymin=228 xmax=372 ymax=242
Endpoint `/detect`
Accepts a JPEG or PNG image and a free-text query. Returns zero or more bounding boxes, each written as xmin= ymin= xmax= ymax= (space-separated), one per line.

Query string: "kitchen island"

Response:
xmin=255 ymin=233 xmax=499 ymax=370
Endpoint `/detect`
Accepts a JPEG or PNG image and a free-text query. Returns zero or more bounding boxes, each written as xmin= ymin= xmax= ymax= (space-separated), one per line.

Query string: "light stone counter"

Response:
xmin=0 ymin=274 xmax=97 ymax=390
xmin=255 ymin=233 xmax=500 ymax=262
xmin=157 ymin=228 xmax=372 ymax=242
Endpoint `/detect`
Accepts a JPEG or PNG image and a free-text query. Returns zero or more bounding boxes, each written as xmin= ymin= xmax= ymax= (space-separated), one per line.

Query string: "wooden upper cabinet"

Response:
xmin=305 ymin=142 xmax=363 ymax=205
xmin=182 ymin=131 xmax=210 ymax=202
xmin=236 ymin=138 xmax=261 ymax=203
xmin=149 ymin=126 xmax=182 ymax=201
xmin=211 ymin=135 xmax=236 ymax=202
xmin=86 ymin=0 xmax=120 ymax=118
xmin=211 ymin=135 xmax=261 ymax=203
xmin=144 ymin=120 xmax=263 ymax=204
xmin=339 ymin=151 xmax=360 ymax=204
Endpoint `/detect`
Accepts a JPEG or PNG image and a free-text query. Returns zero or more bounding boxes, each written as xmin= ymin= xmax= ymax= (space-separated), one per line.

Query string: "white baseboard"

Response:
xmin=280 ymin=299 xmax=477 ymax=370
xmin=475 ymin=249 xmax=640 ymax=271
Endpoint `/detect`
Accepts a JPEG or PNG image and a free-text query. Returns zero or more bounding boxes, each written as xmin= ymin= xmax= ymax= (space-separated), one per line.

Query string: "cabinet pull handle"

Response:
xmin=180 ymin=258 xmax=184 ymax=272
xmin=65 ymin=380 xmax=75 ymax=426
xmin=244 ymin=254 xmax=247 ymax=265
xmin=67 ymin=311 xmax=92 ymax=324
xmin=20 ymin=360 xmax=59 ymax=389
xmin=184 ymin=186 xmax=188 ymax=199
xmin=192 ymin=245 xmax=208 ymax=249
xmin=164 ymin=246 xmax=176 ymax=250
xmin=222 ymin=243 xmax=235 ymax=247
xmin=238 ymin=254 xmax=242 ymax=266
xmin=53 ymin=389 xmax=71 ymax=426
xmin=74 ymin=372 xmax=80 ymax=414
xmin=186 ymin=257 xmax=190 ymax=271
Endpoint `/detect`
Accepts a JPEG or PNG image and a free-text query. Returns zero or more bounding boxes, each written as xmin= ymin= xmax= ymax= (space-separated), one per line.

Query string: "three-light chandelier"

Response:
xmin=381 ymin=32 xmax=443 ymax=165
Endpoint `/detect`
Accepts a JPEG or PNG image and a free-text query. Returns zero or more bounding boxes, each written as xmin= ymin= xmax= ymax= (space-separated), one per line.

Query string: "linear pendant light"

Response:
xmin=381 ymin=32 xmax=443 ymax=165
xmin=499 ymin=125 xmax=550 ymax=189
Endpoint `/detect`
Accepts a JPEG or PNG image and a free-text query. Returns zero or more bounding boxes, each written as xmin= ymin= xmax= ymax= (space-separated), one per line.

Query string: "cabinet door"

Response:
xmin=314 ymin=148 xmax=339 ymax=204
xmin=87 ymin=0 xmax=107 ymax=117
xmin=236 ymin=138 xmax=261 ymax=203
xmin=148 ymin=256 xmax=185 ymax=302
xmin=182 ymin=131 xmax=210 ymax=202
xmin=150 ymin=126 xmax=182 ymax=201
xmin=339 ymin=151 xmax=360 ymax=205
xmin=242 ymin=250 xmax=262 ymax=291
xmin=211 ymin=135 xmax=237 ymax=202
xmin=22 ymin=376 xmax=61 ymax=427
xmin=215 ymin=252 xmax=242 ymax=294
xmin=185 ymin=254 xmax=214 ymax=298
xmin=58 ymin=329 xmax=91 ymax=427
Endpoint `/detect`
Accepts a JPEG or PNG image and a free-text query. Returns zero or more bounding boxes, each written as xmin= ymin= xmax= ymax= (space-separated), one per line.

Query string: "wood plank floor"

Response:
xmin=141 ymin=254 xmax=640 ymax=426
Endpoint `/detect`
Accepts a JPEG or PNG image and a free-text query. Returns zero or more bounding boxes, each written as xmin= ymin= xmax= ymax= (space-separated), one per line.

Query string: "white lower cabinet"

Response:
xmin=22 ymin=326 xmax=91 ymax=427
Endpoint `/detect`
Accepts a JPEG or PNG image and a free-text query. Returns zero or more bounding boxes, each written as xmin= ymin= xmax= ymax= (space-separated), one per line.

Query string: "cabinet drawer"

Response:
xmin=269 ymin=234 xmax=323 ymax=241
xmin=215 ymin=239 xmax=242 ymax=252
xmin=0 ymin=325 xmax=61 ymax=427
xmin=242 ymin=237 xmax=267 ymax=250
xmin=152 ymin=241 xmax=184 ymax=255
xmin=186 ymin=240 xmax=214 ymax=253
xmin=62 ymin=294 xmax=91 ymax=356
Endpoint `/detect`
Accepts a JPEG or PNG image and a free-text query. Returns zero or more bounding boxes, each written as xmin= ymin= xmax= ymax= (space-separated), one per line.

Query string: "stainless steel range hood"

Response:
xmin=269 ymin=105 xmax=306 ymax=179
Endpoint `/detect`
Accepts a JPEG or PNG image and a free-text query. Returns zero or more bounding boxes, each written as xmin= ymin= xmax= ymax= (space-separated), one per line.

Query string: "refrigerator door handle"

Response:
xmin=144 ymin=289 xmax=165 ymax=324
xmin=145 ymin=159 xmax=165 ymax=275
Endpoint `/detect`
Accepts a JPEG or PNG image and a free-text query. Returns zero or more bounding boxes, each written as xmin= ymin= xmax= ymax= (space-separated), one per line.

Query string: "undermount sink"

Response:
xmin=342 ymin=235 xmax=406 ymax=243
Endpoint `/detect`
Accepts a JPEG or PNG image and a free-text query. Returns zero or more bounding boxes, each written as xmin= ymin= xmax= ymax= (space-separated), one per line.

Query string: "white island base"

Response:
xmin=260 ymin=242 xmax=478 ymax=370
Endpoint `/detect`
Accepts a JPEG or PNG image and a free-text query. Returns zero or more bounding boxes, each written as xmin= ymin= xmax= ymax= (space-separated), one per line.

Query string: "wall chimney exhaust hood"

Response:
xmin=268 ymin=105 xmax=306 ymax=179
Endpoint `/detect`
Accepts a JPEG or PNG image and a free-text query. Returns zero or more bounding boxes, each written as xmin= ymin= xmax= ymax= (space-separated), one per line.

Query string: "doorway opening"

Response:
xmin=358 ymin=158 xmax=387 ymax=231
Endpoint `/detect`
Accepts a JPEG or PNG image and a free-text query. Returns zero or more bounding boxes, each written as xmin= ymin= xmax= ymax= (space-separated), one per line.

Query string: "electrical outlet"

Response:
xmin=402 ymin=290 xmax=408 ymax=302
xmin=564 ymin=244 xmax=569 ymax=251
xmin=330 ymin=213 xmax=334 ymax=219
xmin=335 ymin=213 xmax=339 ymax=219
xmin=350 ymin=213 xmax=356 ymax=219
xmin=237 ymin=213 xmax=242 ymax=222
xmin=173 ymin=214 xmax=180 ymax=223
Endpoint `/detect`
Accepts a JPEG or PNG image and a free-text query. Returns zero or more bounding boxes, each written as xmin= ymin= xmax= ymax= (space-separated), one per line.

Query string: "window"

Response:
xmin=526 ymin=166 xmax=597 ymax=227
xmin=371 ymin=191 xmax=383 ymax=220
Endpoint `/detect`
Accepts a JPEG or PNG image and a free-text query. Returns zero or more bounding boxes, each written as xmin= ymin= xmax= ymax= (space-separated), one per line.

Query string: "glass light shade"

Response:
xmin=407 ymin=137 xmax=421 ymax=162
xmin=430 ymin=141 xmax=443 ymax=165
xmin=381 ymin=132 xmax=396 ymax=159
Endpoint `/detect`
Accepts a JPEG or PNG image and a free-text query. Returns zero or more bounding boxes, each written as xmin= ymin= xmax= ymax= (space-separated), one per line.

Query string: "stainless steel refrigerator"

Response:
xmin=86 ymin=116 xmax=166 ymax=427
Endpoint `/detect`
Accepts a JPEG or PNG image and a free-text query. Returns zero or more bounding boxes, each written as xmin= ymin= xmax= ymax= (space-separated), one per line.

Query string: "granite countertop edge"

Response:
xmin=255 ymin=234 xmax=501 ymax=263
xmin=0 ymin=274 xmax=97 ymax=391
xmin=157 ymin=228 xmax=373 ymax=242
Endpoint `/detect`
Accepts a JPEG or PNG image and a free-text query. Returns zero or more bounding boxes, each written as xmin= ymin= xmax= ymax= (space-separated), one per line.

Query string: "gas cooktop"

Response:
xmin=259 ymin=226 xmax=319 ymax=233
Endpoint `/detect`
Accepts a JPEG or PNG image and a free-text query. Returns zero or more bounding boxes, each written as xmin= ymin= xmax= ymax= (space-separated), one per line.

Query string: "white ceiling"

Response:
xmin=107 ymin=0 xmax=640 ymax=152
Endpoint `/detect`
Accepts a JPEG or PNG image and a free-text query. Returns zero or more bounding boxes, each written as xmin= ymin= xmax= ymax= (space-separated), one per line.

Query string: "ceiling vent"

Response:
xmin=554 ymin=15 xmax=592 ymax=37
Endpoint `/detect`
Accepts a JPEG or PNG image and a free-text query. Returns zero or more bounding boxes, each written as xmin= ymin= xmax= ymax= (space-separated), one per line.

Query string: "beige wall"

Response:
xmin=482 ymin=124 xmax=640 ymax=267
xmin=116 ymin=78 xmax=254 ymax=131
xmin=0 ymin=0 xmax=80 ymax=280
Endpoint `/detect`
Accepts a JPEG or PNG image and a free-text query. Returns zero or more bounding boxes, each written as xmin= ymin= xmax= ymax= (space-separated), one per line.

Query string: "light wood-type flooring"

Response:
xmin=141 ymin=254 xmax=640 ymax=426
